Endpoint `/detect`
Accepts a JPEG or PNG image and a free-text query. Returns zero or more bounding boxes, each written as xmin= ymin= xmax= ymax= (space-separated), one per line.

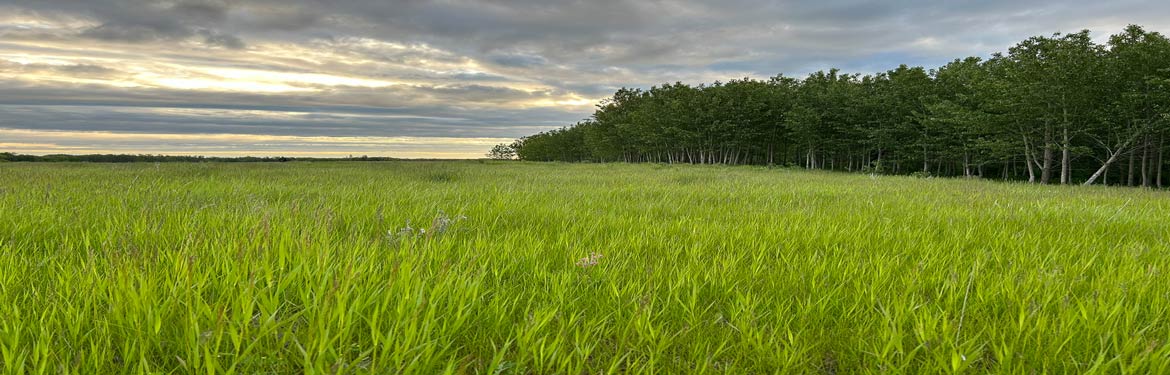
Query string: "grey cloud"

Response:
xmin=52 ymin=64 xmax=118 ymax=75
xmin=0 ymin=80 xmax=579 ymax=138
xmin=0 ymin=78 xmax=556 ymax=112
xmin=173 ymin=1 xmax=230 ymax=23
xmin=81 ymin=22 xmax=190 ymax=42
xmin=2 ymin=0 xmax=1170 ymax=156
xmin=0 ymin=103 xmax=566 ymax=139
xmin=415 ymin=84 xmax=549 ymax=104
xmin=448 ymin=71 xmax=512 ymax=81
xmin=13 ymin=1 xmax=1170 ymax=71
xmin=489 ymin=53 xmax=548 ymax=68
xmin=199 ymin=29 xmax=246 ymax=49
xmin=9 ymin=0 xmax=244 ymax=46
xmin=0 ymin=59 xmax=126 ymax=78
xmin=234 ymin=6 xmax=322 ymax=32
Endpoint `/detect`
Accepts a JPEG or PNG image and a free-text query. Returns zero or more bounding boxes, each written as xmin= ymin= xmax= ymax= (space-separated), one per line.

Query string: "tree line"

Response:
xmin=503 ymin=25 xmax=1170 ymax=187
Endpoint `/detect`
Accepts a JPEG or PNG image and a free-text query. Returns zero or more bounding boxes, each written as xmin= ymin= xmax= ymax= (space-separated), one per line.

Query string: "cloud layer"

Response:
xmin=1 ymin=0 xmax=1168 ymax=157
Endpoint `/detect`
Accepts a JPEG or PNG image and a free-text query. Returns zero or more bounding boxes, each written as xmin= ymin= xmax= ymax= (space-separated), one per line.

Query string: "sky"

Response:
xmin=1 ymin=1 xmax=1168 ymax=158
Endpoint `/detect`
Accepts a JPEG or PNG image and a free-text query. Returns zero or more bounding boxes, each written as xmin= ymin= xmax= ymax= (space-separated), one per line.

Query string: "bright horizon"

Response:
xmin=2 ymin=0 xmax=1169 ymax=158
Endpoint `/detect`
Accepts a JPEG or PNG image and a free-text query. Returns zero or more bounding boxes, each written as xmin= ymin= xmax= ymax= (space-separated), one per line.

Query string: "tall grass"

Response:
xmin=1 ymin=161 xmax=1168 ymax=373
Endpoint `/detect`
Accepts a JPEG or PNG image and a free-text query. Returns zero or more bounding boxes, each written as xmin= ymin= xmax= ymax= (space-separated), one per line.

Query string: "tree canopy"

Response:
xmin=512 ymin=25 xmax=1170 ymax=187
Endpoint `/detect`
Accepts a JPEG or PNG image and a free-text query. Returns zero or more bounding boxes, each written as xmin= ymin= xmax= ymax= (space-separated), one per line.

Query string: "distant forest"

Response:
xmin=507 ymin=25 xmax=1170 ymax=187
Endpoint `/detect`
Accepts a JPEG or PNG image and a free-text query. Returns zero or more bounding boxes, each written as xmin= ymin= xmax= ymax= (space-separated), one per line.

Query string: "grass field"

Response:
xmin=1 ymin=161 xmax=1169 ymax=374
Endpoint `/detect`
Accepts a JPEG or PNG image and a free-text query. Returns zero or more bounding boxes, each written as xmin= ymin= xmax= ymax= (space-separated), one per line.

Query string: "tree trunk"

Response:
xmin=922 ymin=145 xmax=929 ymax=173
xmin=1024 ymin=148 xmax=1036 ymax=183
xmin=963 ymin=152 xmax=971 ymax=177
xmin=1128 ymin=148 xmax=1136 ymax=186
xmin=1060 ymin=127 xmax=1071 ymax=185
xmin=1041 ymin=128 xmax=1054 ymax=184
xmin=1022 ymin=133 xmax=1042 ymax=183
xmin=1157 ymin=135 xmax=1165 ymax=189
xmin=1085 ymin=132 xmax=1143 ymax=186
xmin=1085 ymin=148 xmax=1129 ymax=186
xmin=1141 ymin=137 xmax=1151 ymax=187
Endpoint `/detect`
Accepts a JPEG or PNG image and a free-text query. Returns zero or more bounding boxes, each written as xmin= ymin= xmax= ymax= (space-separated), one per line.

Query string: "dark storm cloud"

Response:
xmin=1 ymin=0 xmax=1169 ymax=156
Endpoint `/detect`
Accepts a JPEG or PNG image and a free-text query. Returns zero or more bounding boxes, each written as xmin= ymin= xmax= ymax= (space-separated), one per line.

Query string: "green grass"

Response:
xmin=1 ymin=161 xmax=1169 ymax=374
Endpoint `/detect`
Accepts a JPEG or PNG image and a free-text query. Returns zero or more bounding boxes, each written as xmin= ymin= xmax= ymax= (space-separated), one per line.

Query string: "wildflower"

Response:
xmin=576 ymin=252 xmax=603 ymax=268
xmin=387 ymin=212 xmax=468 ymax=245
xmin=427 ymin=211 xmax=468 ymax=236
xmin=398 ymin=220 xmax=414 ymax=237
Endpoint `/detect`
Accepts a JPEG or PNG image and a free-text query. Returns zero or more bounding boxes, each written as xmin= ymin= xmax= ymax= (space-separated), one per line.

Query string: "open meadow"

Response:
xmin=1 ymin=161 xmax=1169 ymax=373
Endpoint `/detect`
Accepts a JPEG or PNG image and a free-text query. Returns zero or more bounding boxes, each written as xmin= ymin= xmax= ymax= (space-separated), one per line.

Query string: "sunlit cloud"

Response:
xmin=201 ymin=68 xmax=398 ymax=88
xmin=0 ymin=128 xmax=512 ymax=158
xmin=0 ymin=1 xmax=1168 ymax=157
xmin=146 ymin=76 xmax=310 ymax=92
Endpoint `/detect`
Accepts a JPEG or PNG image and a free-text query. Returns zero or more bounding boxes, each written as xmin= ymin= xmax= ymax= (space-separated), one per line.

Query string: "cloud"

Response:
xmin=0 ymin=128 xmax=512 ymax=158
xmin=1 ymin=0 xmax=1169 ymax=157
xmin=198 ymin=29 xmax=246 ymax=49
xmin=489 ymin=53 xmax=548 ymax=68
xmin=0 ymin=59 xmax=124 ymax=78
xmin=80 ymin=23 xmax=186 ymax=42
xmin=173 ymin=1 xmax=230 ymax=23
